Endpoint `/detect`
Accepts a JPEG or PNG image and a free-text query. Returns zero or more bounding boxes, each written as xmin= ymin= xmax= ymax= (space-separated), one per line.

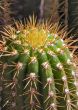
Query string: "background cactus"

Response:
xmin=0 ymin=17 xmax=78 ymax=110
xmin=0 ymin=0 xmax=12 ymax=26
xmin=58 ymin=0 xmax=78 ymax=37
xmin=68 ymin=0 xmax=78 ymax=36
xmin=1 ymin=0 xmax=78 ymax=37
xmin=43 ymin=0 xmax=59 ymax=23
xmin=0 ymin=0 xmax=59 ymax=25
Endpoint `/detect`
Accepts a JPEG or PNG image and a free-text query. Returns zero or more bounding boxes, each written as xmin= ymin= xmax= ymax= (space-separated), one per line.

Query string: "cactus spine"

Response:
xmin=0 ymin=17 xmax=78 ymax=110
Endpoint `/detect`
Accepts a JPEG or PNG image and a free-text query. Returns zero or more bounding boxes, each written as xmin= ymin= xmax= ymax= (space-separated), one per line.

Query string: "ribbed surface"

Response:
xmin=0 ymin=22 xmax=78 ymax=110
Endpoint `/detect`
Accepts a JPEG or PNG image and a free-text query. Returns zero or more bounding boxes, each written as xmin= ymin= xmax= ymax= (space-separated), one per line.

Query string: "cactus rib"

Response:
xmin=0 ymin=17 xmax=78 ymax=110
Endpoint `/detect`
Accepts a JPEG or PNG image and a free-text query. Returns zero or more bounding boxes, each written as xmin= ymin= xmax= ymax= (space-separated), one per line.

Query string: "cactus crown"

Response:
xmin=2 ymin=17 xmax=58 ymax=50
xmin=15 ymin=23 xmax=48 ymax=49
xmin=0 ymin=17 xmax=78 ymax=110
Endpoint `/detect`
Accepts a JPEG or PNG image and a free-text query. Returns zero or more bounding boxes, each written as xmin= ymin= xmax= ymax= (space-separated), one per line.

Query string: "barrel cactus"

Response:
xmin=0 ymin=17 xmax=78 ymax=110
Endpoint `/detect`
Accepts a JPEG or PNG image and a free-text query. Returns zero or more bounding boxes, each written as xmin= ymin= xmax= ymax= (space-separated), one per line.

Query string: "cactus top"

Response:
xmin=16 ymin=26 xmax=48 ymax=49
xmin=2 ymin=17 xmax=61 ymax=51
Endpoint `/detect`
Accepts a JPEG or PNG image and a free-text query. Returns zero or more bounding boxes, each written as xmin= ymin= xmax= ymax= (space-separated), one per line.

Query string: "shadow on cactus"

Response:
xmin=0 ymin=16 xmax=78 ymax=110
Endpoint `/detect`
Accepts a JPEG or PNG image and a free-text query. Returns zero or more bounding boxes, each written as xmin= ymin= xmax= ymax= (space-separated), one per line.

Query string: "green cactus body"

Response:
xmin=0 ymin=18 xmax=78 ymax=110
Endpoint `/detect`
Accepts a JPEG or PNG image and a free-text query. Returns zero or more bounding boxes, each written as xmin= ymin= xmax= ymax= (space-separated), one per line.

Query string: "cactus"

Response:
xmin=58 ymin=0 xmax=78 ymax=36
xmin=0 ymin=17 xmax=78 ymax=110
xmin=68 ymin=0 xmax=78 ymax=35
xmin=0 ymin=0 xmax=12 ymax=26
xmin=44 ymin=0 xmax=59 ymax=23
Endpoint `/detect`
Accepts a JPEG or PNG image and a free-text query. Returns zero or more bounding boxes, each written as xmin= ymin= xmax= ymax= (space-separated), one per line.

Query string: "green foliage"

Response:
xmin=0 ymin=18 xmax=78 ymax=110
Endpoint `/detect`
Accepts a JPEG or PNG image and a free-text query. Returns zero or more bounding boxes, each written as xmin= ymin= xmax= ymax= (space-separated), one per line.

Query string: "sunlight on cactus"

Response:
xmin=0 ymin=16 xmax=78 ymax=110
